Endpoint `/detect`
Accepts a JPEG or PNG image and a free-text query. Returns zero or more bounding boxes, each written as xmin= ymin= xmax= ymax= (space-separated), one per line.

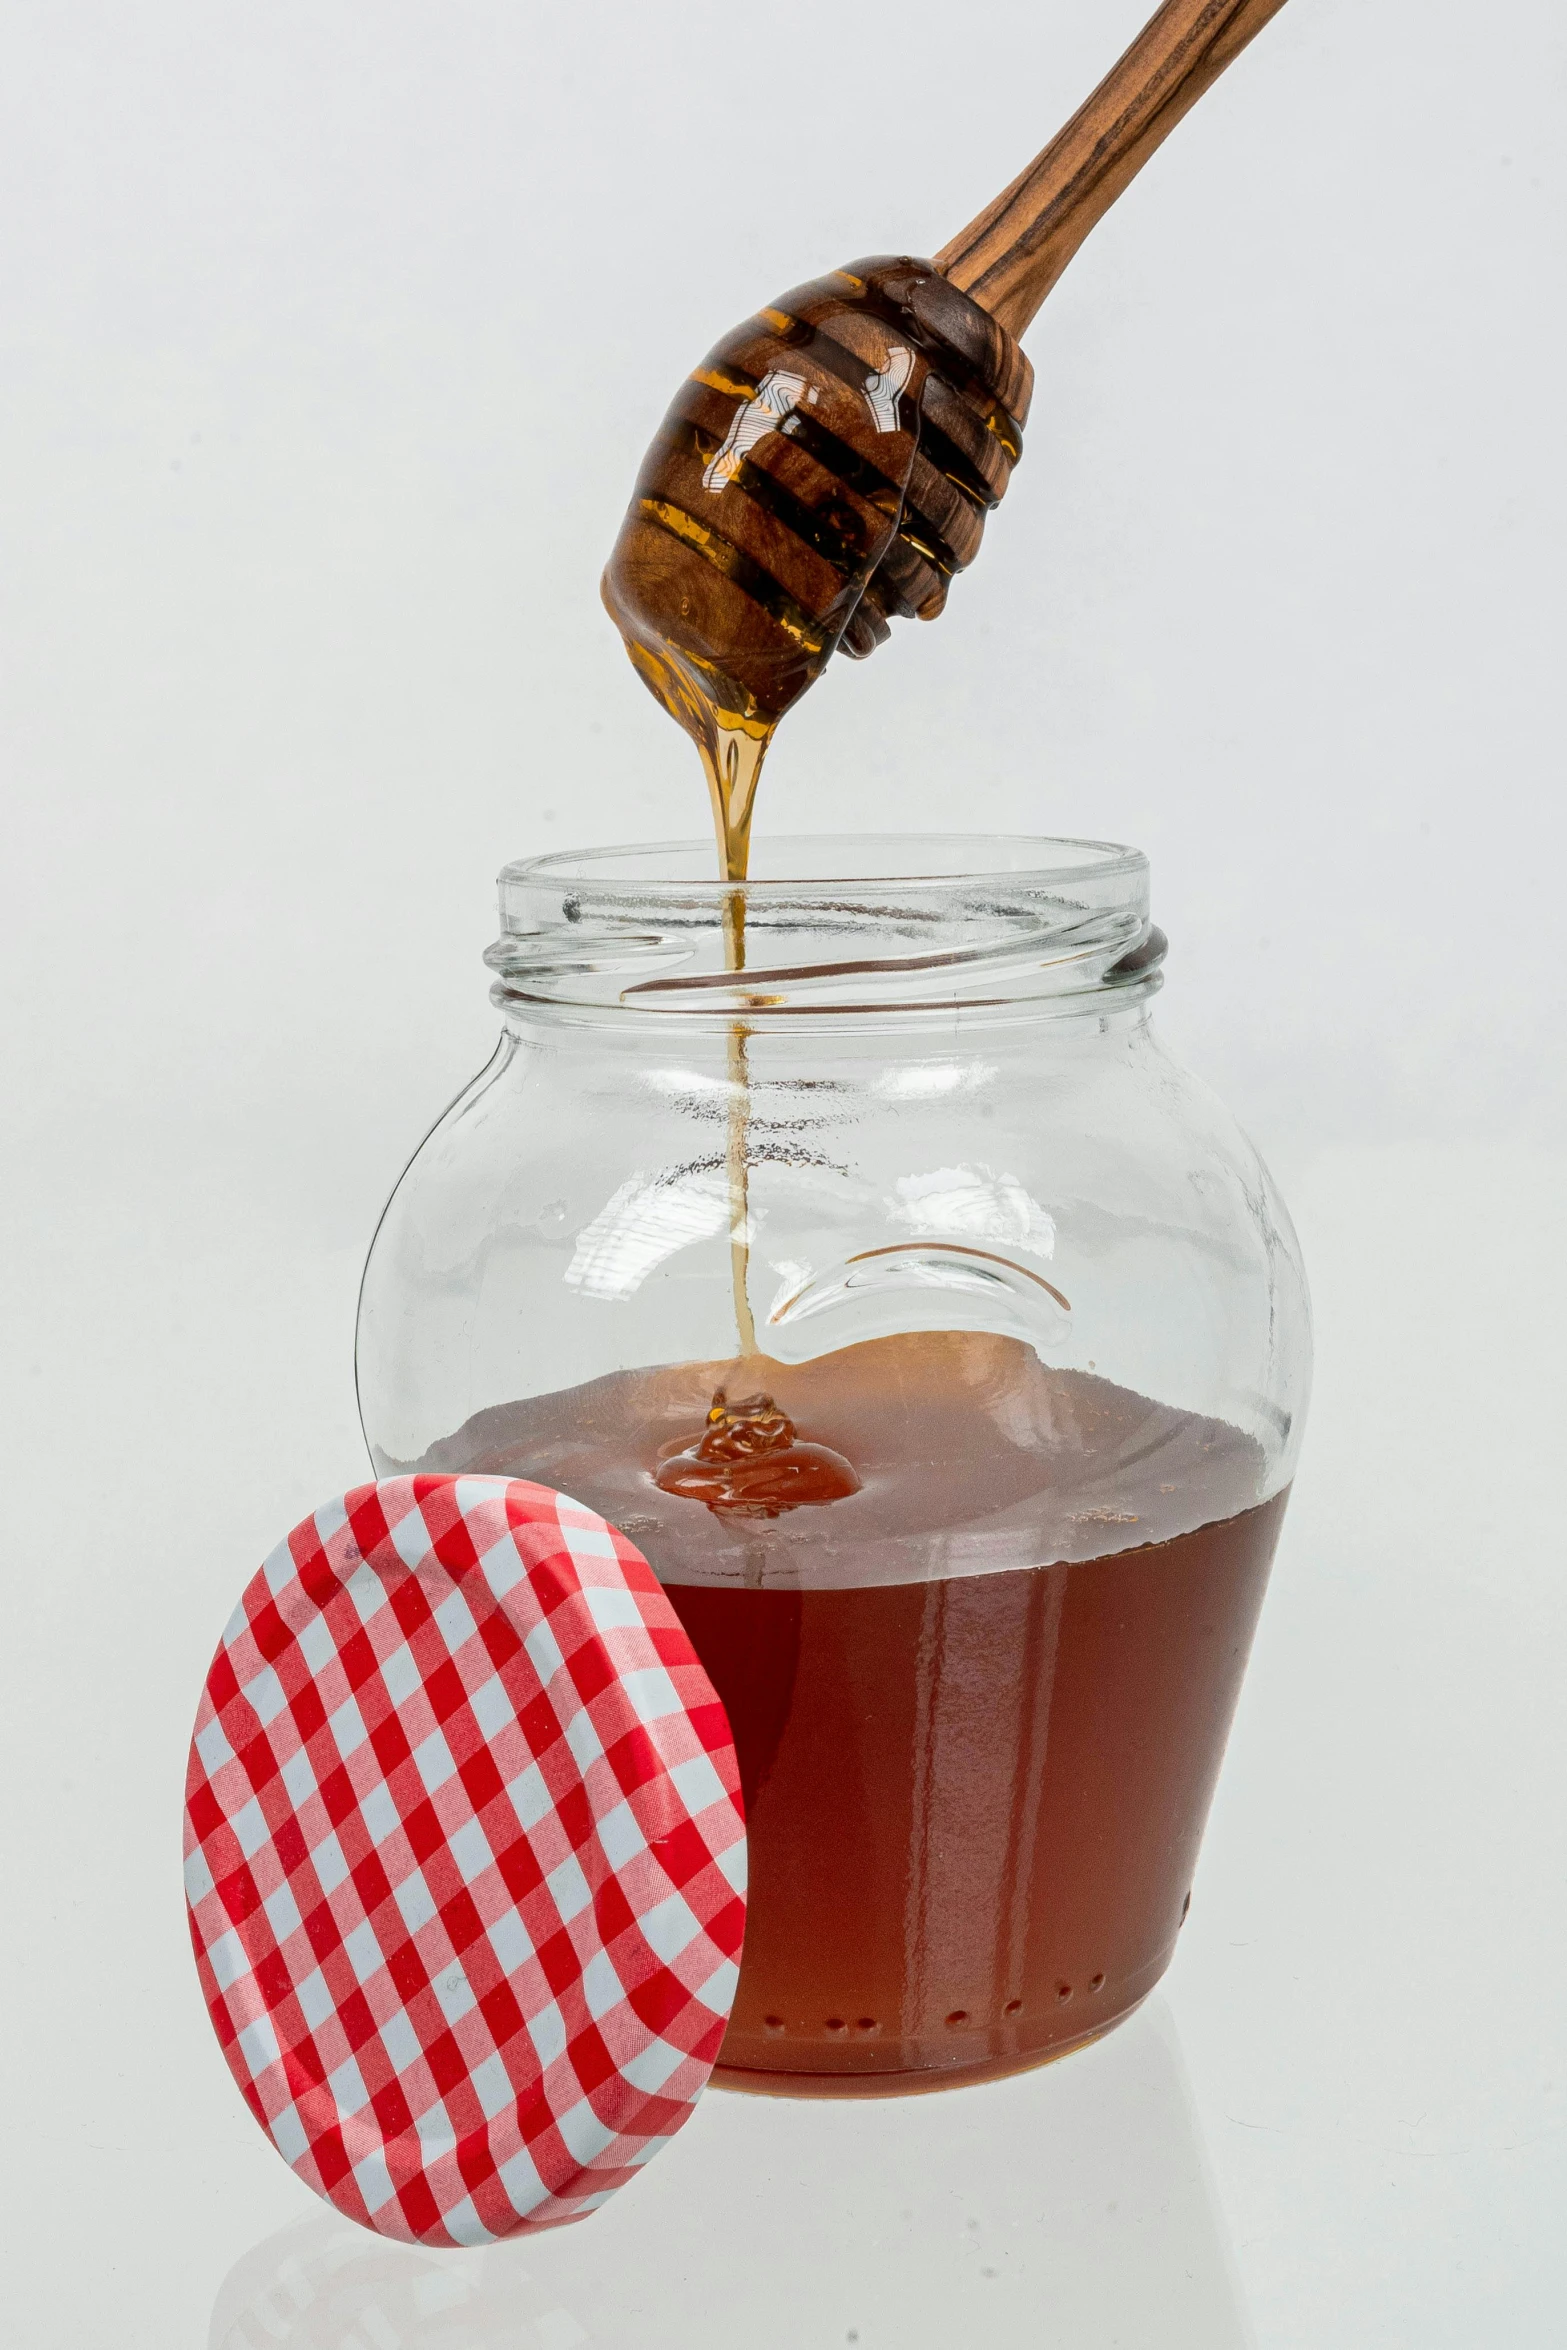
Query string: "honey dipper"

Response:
xmin=602 ymin=0 xmax=1291 ymax=868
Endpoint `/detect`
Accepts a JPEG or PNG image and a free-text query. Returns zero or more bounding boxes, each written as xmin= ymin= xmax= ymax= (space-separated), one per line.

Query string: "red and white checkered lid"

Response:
xmin=184 ymin=1475 xmax=747 ymax=2245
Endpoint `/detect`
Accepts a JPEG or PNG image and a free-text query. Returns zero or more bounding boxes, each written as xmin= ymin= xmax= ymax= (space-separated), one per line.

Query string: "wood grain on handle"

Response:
xmin=936 ymin=0 xmax=1291 ymax=338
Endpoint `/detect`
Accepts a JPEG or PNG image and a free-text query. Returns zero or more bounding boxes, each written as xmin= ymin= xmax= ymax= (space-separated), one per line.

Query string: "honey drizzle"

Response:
xmin=598 ymin=577 xmax=776 ymax=1364
xmin=701 ymin=718 xmax=773 ymax=1362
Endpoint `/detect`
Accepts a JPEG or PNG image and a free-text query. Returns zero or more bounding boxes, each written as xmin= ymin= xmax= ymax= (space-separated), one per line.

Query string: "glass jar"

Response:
xmin=356 ymin=835 xmax=1311 ymax=2094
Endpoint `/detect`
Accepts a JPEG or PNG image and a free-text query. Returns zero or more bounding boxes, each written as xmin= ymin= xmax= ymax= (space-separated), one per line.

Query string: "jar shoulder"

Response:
xmin=359 ymin=1013 xmax=1311 ymax=1501
xmin=372 ymin=1015 xmax=1307 ymax=1318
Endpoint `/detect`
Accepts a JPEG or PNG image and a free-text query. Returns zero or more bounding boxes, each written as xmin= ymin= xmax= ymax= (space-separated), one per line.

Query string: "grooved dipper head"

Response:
xmin=602 ymin=256 xmax=1032 ymax=761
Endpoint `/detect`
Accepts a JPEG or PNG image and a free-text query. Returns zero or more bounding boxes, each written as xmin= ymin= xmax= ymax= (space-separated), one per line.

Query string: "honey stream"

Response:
xmin=604 ymin=628 xmax=858 ymax=1507
xmin=703 ymin=716 xmax=773 ymax=1363
xmin=603 ymin=630 xmax=775 ymax=1360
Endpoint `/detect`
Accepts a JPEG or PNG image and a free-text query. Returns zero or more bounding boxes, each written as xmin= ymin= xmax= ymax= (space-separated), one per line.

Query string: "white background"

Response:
xmin=2 ymin=3 xmax=1563 ymax=2343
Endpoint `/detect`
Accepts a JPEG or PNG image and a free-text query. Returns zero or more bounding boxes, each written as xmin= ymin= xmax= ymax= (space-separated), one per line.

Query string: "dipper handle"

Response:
xmin=937 ymin=0 xmax=1290 ymax=338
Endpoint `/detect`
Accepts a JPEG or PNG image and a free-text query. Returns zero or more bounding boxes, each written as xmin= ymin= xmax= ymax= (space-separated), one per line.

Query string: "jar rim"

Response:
xmin=489 ymin=832 xmax=1159 ymax=1022
xmin=501 ymin=831 xmax=1148 ymax=897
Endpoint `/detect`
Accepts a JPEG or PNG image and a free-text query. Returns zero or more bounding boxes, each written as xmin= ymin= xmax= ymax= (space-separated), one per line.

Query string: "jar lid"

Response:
xmin=184 ymin=1475 xmax=747 ymax=2245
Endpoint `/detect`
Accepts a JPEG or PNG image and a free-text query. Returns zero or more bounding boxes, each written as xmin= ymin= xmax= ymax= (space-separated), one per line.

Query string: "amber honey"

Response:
xmin=673 ymin=1492 xmax=1283 ymax=2090
xmin=432 ymin=1331 xmax=1288 ymax=2092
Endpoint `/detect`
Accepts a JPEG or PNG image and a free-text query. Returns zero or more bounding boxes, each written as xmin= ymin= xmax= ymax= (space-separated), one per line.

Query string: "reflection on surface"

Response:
xmin=210 ymin=1999 xmax=1253 ymax=2349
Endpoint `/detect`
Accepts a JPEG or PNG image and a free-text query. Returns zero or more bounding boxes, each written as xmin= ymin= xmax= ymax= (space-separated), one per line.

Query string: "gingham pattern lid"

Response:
xmin=184 ymin=1475 xmax=747 ymax=2245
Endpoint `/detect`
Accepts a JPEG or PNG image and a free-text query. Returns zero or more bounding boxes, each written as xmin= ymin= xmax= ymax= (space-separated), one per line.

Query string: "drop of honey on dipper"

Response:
xmin=654 ymin=1389 xmax=861 ymax=1519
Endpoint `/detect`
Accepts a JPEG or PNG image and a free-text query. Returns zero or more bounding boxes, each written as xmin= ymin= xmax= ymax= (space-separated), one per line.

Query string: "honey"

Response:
xmin=420 ymin=1332 xmax=1290 ymax=2090
xmin=677 ymin=1492 xmax=1284 ymax=2089
xmin=654 ymin=1390 xmax=861 ymax=1519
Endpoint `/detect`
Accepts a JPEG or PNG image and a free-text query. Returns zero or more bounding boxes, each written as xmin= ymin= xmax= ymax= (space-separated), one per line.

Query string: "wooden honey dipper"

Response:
xmin=602 ymin=0 xmax=1291 ymax=876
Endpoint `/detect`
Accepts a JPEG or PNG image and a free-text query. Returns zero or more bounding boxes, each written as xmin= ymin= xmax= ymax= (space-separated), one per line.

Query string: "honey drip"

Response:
xmin=653 ymin=1389 xmax=861 ymax=1520
xmin=608 ymin=631 xmax=778 ymax=1374
xmin=708 ymin=719 xmax=771 ymax=1361
xmin=616 ymin=633 xmax=775 ymax=881
xmin=704 ymin=717 xmax=771 ymax=892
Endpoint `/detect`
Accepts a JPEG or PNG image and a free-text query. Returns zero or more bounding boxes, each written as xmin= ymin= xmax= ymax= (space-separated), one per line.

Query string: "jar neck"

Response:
xmin=493 ymin=961 xmax=1164 ymax=1042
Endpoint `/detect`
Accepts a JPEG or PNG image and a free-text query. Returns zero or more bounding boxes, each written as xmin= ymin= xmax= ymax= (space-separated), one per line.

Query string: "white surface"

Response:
xmin=206 ymin=1999 xmax=1255 ymax=2347
xmin=2 ymin=2 xmax=1564 ymax=2342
